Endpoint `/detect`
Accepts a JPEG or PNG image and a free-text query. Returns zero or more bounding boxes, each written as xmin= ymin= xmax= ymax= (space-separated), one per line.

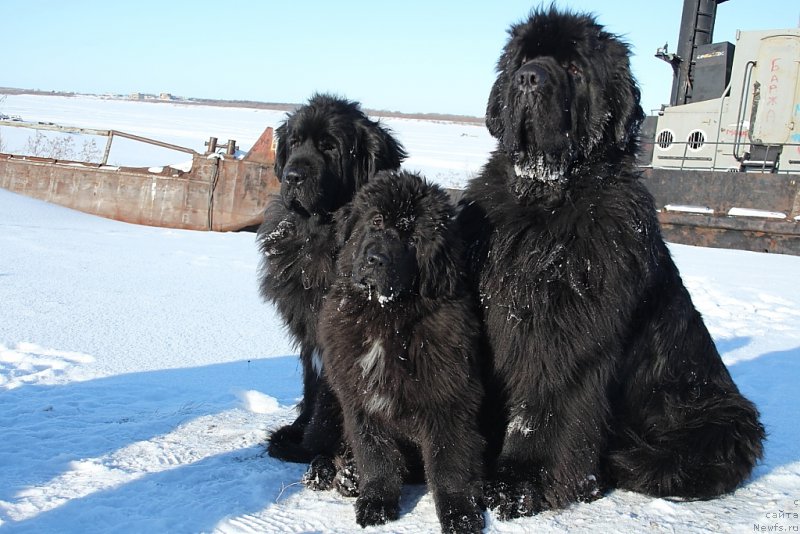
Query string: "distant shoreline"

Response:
xmin=0 ymin=87 xmax=485 ymax=126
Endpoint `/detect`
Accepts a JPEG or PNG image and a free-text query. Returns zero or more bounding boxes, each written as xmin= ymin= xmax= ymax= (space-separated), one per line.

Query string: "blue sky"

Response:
xmin=2 ymin=0 xmax=796 ymax=116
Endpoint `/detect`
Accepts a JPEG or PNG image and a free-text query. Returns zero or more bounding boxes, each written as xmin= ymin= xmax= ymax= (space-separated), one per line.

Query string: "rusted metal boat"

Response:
xmin=639 ymin=167 xmax=800 ymax=255
xmin=0 ymin=120 xmax=279 ymax=231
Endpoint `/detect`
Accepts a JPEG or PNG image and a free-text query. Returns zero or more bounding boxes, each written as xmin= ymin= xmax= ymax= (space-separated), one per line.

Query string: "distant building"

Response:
xmin=129 ymin=93 xmax=144 ymax=100
xmin=159 ymin=93 xmax=174 ymax=101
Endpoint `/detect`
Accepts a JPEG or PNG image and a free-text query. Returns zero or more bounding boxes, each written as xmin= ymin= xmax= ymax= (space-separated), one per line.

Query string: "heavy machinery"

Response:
xmin=639 ymin=0 xmax=800 ymax=254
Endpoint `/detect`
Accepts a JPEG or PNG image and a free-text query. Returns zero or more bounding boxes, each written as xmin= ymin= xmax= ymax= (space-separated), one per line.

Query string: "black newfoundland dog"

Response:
xmin=458 ymin=8 xmax=765 ymax=519
xmin=318 ymin=171 xmax=485 ymax=532
xmin=257 ymin=93 xmax=406 ymax=463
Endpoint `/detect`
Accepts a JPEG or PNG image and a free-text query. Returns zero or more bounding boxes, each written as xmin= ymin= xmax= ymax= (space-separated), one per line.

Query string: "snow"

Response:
xmin=2 ymin=95 xmax=800 ymax=533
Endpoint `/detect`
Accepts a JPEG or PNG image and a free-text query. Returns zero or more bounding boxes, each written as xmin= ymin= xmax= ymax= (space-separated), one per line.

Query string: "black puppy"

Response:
xmin=257 ymin=93 xmax=405 ymax=462
xmin=318 ymin=171 xmax=485 ymax=533
xmin=459 ymin=8 xmax=765 ymax=519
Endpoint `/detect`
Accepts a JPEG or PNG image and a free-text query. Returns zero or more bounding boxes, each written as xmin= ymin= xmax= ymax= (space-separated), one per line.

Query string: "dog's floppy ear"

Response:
xmin=333 ymin=202 xmax=357 ymax=249
xmin=604 ymin=37 xmax=645 ymax=152
xmin=486 ymin=36 xmax=514 ymax=140
xmin=485 ymin=76 xmax=506 ymax=139
xmin=273 ymin=121 xmax=289 ymax=181
xmin=415 ymin=188 xmax=462 ymax=299
xmin=353 ymin=120 xmax=406 ymax=188
xmin=613 ymin=81 xmax=644 ymax=152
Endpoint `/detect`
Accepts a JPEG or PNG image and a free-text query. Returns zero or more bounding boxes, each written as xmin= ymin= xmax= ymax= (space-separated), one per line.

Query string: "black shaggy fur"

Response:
xmin=257 ymin=93 xmax=406 ymax=463
xmin=318 ymin=171 xmax=485 ymax=533
xmin=458 ymin=8 xmax=765 ymax=520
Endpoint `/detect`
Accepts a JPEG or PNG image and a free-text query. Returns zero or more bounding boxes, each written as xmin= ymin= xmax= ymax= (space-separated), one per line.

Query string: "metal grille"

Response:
xmin=688 ymin=130 xmax=705 ymax=150
xmin=656 ymin=130 xmax=674 ymax=149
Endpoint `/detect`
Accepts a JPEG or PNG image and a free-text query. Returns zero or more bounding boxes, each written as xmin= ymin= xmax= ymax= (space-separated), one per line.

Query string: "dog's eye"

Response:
xmin=566 ymin=63 xmax=581 ymax=77
xmin=288 ymin=138 xmax=301 ymax=149
xmin=371 ymin=214 xmax=384 ymax=229
xmin=320 ymin=140 xmax=337 ymax=153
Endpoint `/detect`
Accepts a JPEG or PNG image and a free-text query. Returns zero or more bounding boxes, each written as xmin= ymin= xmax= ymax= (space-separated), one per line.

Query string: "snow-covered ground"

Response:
xmin=1 ymin=95 xmax=799 ymax=533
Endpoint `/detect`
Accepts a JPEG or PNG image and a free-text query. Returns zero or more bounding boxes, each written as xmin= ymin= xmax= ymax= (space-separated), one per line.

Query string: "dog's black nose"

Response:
xmin=283 ymin=169 xmax=304 ymax=185
xmin=366 ymin=251 xmax=388 ymax=268
xmin=516 ymin=62 xmax=548 ymax=91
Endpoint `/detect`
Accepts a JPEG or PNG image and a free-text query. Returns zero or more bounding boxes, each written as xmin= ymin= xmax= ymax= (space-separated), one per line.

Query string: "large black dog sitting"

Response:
xmin=257 ymin=93 xmax=406 ymax=463
xmin=458 ymin=8 xmax=765 ymax=519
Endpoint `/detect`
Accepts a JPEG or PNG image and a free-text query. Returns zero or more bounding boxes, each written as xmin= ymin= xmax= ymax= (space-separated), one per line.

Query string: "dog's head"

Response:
xmin=486 ymin=8 xmax=643 ymax=186
xmin=335 ymin=171 xmax=462 ymax=304
xmin=274 ymin=93 xmax=406 ymax=218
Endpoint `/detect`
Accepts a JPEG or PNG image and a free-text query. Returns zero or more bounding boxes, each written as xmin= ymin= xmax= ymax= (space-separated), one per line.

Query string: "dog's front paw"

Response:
xmin=334 ymin=453 xmax=360 ymax=497
xmin=354 ymin=494 xmax=399 ymax=527
xmin=268 ymin=423 xmax=303 ymax=447
xmin=576 ymin=474 xmax=604 ymax=503
xmin=302 ymin=455 xmax=336 ymax=491
xmin=485 ymin=474 xmax=546 ymax=520
xmin=437 ymin=493 xmax=485 ymax=534
xmin=267 ymin=424 xmax=313 ymax=463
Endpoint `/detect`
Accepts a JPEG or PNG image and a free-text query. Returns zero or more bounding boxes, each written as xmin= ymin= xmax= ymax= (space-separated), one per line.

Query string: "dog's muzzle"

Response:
xmin=516 ymin=61 xmax=549 ymax=94
xmin=356 ymin=245 xmax=390 ymax=289
xmin=282 ymin=168 xmax=305 ymax=187
xmin=280 ymin=167 xmax=311 ymax=214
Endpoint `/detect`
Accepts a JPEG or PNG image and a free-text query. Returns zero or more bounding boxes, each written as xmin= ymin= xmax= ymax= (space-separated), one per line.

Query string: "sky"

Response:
xmin=2 ymin=0 xmax=797 ymax=117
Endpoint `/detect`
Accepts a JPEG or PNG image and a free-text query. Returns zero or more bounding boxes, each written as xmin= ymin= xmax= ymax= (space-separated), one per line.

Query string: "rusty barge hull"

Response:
xmin=0 ymin=127 xmax=279 ymax=232
xmin=2 ymin=119 xmax=799 ymax=255
xmin=640 ymin=168 xmax=800 ymax=255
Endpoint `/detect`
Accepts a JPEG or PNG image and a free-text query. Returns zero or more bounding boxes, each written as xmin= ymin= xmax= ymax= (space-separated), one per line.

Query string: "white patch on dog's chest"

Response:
xmin=358 ymin=340 xmax=393 ymax=414
xmin=364 ymin=394 xmax=393 ymax=414
xmin=359 ymin=340 xmax=386 ymax=387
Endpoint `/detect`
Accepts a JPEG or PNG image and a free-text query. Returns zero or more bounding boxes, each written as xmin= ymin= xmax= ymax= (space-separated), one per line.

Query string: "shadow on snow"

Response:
xmin=1 ymin=340 xmax=798 ymax=531
xmin=0 ymin=355 xmax=302 ymax=505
